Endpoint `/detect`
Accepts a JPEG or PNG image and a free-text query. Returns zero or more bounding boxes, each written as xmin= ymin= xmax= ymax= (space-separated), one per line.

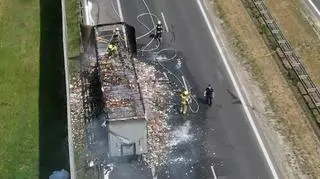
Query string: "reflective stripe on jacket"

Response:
xmin=180 ymin=93 xmax=190 ymax=104
xmin=108 ymin=44 xmax=117 ymax=51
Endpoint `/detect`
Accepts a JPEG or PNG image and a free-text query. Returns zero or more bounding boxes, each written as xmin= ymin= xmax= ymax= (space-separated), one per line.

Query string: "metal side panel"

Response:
xmin=107 ymin=119 xmax=147 ymax=157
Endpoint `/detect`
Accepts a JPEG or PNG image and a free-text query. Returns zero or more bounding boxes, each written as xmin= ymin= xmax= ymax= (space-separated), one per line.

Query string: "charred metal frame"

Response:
xmin=75 ymin=22 xmax=146 ymax=171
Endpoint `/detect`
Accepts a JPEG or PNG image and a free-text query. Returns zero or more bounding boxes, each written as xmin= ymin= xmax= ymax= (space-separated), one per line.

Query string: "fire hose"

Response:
xmin=112 ymin=0 xmax=200 ymax=113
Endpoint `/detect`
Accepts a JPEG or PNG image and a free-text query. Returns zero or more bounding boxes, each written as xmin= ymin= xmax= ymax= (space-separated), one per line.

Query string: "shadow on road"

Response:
xmin=39 ymin=0 xmax=69 ymax=178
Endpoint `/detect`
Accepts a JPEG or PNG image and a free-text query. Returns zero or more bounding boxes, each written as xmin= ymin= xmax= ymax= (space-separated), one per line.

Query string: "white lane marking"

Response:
xmin=84 ymin=0 xmax=90 ymax=25
xmin=151 ymin=164 xmax=157 ymax=179
xmin=115 ymin=0 xmax=128 ymax=47
xmin=116 ymin=0 xmax=124 ymax=21
xmin=161 ymin=12 xmax=169 ymax=32
xmin=196 ymin=0 xmax=279 ymax=179
xmin=306 ymin=0 xmax=320 ymax=17
xmin=88 ymin=1 xmax=95 ymax=25
xmin=210 ymin=166 xmax=217 ymax=179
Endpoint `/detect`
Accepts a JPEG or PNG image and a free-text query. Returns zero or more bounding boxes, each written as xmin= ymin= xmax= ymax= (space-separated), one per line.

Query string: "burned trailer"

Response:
xmin=93 ymin=23 xmax=148 ymax=162
xmin=70 ymin=22 xmax=171 ymax=178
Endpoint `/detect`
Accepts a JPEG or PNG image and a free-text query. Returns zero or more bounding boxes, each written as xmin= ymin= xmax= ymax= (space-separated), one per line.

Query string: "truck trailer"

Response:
xmin=70 ymin=22 xmax=151 ymax=178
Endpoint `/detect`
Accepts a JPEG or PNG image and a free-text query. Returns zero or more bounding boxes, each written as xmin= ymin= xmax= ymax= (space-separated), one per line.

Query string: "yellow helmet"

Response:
xmin=183 ymin=90 xmax=189 ymax=96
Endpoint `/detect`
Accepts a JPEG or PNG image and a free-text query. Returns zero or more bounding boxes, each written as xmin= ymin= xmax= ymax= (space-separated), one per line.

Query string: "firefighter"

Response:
xmin=155 ymin=20 xmax=163 ymax=41
xmin=107 ymin=42 xmax=118 ymax=56
xmin=204 ymin=84 xmax=214 ymax=106
xmin=180 ymin=89 xmax=191 ymax=114
xmin=112 ymin=27 xmax=120 ymax=44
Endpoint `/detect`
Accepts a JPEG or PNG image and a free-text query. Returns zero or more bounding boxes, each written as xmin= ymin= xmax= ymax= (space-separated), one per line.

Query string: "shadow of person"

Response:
xmin=197 ymin=96 xmax=207 ymax=105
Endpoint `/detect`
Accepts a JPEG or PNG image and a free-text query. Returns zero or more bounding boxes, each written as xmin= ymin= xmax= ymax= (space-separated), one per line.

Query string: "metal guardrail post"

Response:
xmin=251 ymin=0 xmax=320 ymax=121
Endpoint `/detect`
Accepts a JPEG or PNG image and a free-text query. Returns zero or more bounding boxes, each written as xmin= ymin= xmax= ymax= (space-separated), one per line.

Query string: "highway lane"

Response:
xmin=305 ymin=0 xmax=320 ymax=19
xmin=88 ymin=0 xmax=122 ymax=24
xmin=310 ymin=0 xmax=320 ymax=12
xmin=120 ymin=0 xmax=275 ymax=178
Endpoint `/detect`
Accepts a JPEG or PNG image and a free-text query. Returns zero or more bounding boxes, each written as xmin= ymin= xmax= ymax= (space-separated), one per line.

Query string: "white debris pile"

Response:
xmin=135 ymin=59 xmax=175 ymax=167
xmin=69 ymin=73 xmax=86 ymax=152
xmin=168 ymin=120 xmax=194 ymax=147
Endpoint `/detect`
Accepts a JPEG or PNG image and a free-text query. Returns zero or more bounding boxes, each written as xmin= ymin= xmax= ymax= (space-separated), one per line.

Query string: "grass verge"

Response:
xmin=66 ymin=0 xmax=81 ymax=58
xmin=0 ymin=0 xmax=40 ymax=178
xmin=211 ymin=0 xmax=320 ymax=178
xmin=266 ymin=0 xmax=320 ymax=85
xmin=66 ymin=0 xmax=82 ymax=79
xmin=0 ymin=0 xmax=72 ymax=178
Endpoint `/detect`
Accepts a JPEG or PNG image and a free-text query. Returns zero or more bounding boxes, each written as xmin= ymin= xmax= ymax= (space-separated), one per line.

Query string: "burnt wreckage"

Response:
xmin=79 ymin=22 xmax=147 ymax=166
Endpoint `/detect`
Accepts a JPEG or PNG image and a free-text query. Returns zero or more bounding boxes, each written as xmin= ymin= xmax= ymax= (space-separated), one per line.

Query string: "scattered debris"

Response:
xmin=70 ymin=74 xmax=86 ymax=154
xmin=135 ymin=59 xmax=175 ymax=167
xmin=69 ymin=57 xmax=177 ymax=172
xmin=168 ymin=120 xmax=193 ymax=147
xmin=69 ymin=23 xmax=192 ymax=177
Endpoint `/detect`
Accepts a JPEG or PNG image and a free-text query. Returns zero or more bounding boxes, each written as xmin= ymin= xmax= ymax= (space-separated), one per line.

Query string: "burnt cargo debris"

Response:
xmin=70 ymin=22 xmax=177 ymax=178
xmin=95 ymin=24 xmax=147 ymax=159
xmin=72 ymin=23 xmax=147 ymax=168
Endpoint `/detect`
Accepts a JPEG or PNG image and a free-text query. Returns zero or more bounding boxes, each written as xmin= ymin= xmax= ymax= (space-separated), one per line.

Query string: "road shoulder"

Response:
xmin=206 ymin=0 xmax=320 ymax=178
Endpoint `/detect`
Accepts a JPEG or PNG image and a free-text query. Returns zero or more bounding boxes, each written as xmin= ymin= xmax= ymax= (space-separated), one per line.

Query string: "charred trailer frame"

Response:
xmin=91 ymin=22 xmax=147 ymax=163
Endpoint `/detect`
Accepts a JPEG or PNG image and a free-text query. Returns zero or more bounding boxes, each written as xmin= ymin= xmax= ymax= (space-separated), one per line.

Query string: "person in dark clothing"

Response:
xmin=204 ymin=84 xmax=214 ymax=106
xmin=155 ymin=20 xmax=163 ymax=41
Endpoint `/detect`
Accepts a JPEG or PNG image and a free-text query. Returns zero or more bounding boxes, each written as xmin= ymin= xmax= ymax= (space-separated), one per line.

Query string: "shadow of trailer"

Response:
xmin=80 ymin=22 xmax=147 ymax=165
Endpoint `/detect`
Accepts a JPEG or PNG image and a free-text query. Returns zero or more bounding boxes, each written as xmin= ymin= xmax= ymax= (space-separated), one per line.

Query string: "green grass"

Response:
xmin=66 ymin=0 xmax=81 ymax=58
xmin=0 ymin=0 xmax=81 ymax=177
xmin=0 ymin=0 xmax=73 ymax=178
xmin=0 ymin=0 xmax=40 ymax=178
xmin=66 ymin=0 xmax=82 ymax=77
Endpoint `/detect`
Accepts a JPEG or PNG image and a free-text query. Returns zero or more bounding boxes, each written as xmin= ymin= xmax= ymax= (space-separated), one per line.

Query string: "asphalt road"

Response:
xmin=89 ymin=0 xmax=275 ymax=178
xmin=311 ymin=0 xmax=320 ymax=11
xmin=117 ymin=0 xmax=274 ymax=179
xmin=305 ymin=0 xmax=320 ymax=18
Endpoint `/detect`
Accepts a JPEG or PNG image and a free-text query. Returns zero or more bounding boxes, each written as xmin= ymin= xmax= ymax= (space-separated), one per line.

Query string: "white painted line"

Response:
xmin=88 ymin=1 xmax=95 ymax=25
xmin=161 ymin=12 xmax=169 ymax=32
xmin=116 ymin=0 xmax=124 ymax=21
xmin=115 ymin=0 xmax=128 ymax=47
xmin=196 ymin=0 xmax=279 ymax=179
xmin=151 ymin=164 xmax=157 ymax=179
xmin=306 ymin=0 xmax=320 ymax=17
xmin=210 ymin=166 xmax=217 ymax=179
xmin=84 ymin=0 xmax=90 ymax=25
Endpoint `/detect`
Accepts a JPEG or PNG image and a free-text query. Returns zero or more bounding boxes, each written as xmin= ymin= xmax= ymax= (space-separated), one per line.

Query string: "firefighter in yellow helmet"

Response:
xmin=107 ymin=42 xmax=118 ymax=56
xmin=112 ymin=27 xmax=120 ymax=44
xmin=180 ymin=89 xmax=191 ymax=114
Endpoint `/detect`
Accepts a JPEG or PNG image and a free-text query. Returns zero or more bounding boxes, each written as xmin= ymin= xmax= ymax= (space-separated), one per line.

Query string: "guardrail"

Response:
xmin=248 ymin=0 xmax=320 ymax=123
